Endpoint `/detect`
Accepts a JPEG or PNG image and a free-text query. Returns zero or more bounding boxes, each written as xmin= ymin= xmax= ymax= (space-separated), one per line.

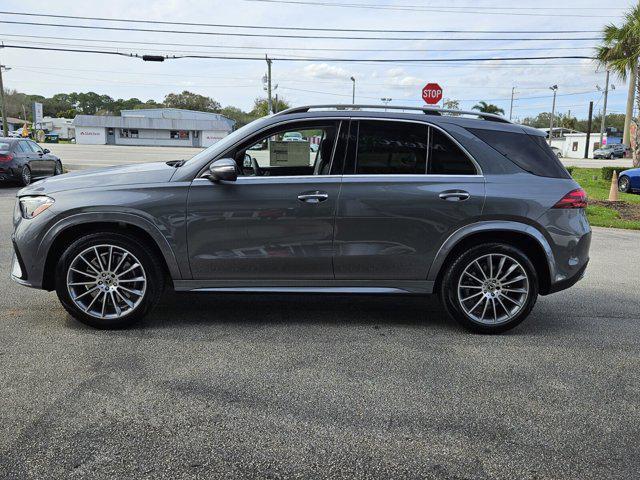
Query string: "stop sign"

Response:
xmin=422 ymin=83 xmax=443 ymax=105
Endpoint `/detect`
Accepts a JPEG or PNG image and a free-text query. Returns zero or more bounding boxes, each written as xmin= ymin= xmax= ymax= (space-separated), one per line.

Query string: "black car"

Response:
xmin=0 ymin=137 xmax=63 ymax=186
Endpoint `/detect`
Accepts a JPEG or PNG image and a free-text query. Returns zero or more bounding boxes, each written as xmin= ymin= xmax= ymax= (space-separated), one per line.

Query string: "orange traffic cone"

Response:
xmin=608 ymin=170 xmax=619 ymax=201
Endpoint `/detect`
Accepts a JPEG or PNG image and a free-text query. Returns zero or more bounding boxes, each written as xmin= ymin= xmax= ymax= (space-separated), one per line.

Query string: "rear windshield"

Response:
xmin=468 ymin=128 xmax=570 ymax=179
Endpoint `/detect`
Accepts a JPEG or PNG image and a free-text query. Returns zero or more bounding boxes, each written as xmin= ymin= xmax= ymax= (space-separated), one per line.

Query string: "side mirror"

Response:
xmin=42 ymin=148 xmax=50 ymax=154
xmin=207 ymin=158 xmax=237 ymax=182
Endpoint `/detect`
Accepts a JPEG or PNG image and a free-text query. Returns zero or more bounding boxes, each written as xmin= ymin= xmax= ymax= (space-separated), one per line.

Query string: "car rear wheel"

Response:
xmin=20 ymin=165 xmax=31 ymax=186
xmin=440 ymin=243 xmax=539 ymax=334
xmin=53 ymin=161 xmax=62 ymax=175
xmin=618 ymin=175 xmax=631 ymax=193
xmin=55 ymin=232 xmax=165 ymax=328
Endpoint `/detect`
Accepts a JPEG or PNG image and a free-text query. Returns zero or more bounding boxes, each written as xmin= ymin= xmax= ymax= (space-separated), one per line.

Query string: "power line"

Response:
xmin=243 ymin=0 xmax=623 ymax=17
xmin=0 ymin=32 xmax=599 ymax=53
xmin=0 ymin=44 xmax=595 ymax=62
xmin=0 ymin=20 xmax=603 ymax=41
xmin=0 ymin=10 xmax=603 ymax=33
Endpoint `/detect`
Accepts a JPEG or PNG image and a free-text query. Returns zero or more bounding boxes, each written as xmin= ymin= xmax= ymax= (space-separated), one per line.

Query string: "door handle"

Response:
xmin=438 ymin=190 xmax=470 ymax=201
xmin=298 ymin=191 xmax=329 ymax=204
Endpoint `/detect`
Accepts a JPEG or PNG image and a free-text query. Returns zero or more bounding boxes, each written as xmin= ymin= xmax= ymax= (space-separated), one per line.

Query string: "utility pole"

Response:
xmin=599 ymin=69 xmax=610 ymax=147
xmin=548 ymin=85 xmax=558 ymax=145
xmin=350 ymin=76 xmax=355 ymax=104
xmin=509 ymin=86 xmax=516 ymax=121
xmin=0 ymin=62 xmax=9 ymax=137
xmin=585 ymin=101 xmax=594 ymax=159
xmin=274 ymin=93 xmax=279 ymax=114
xmin=265 ymin=55 xmax=273 ymax=115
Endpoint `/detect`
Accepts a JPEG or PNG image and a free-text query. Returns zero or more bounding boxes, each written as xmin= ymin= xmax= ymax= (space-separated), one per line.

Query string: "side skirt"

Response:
xmin=173 ymin=280 xmax=434 ymax=295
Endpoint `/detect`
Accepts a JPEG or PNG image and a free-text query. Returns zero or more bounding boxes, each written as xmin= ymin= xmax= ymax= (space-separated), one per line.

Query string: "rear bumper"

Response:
xmin=547 ymin=259 xmax=588 ymax=294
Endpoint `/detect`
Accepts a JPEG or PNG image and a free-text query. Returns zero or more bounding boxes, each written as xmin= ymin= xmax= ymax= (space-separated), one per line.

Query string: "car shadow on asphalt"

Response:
xmin=63 ymin=292 xmax=463 ymax=333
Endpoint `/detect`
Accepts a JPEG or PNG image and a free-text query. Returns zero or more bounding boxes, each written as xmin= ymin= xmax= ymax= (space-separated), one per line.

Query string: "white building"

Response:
xmin=73 ymin=108 xmax=235 ymax=147
xmin=556 ymin=133 xmax=608 ymax=159
xmin=42 ymin=116 xmax=75 ymax=140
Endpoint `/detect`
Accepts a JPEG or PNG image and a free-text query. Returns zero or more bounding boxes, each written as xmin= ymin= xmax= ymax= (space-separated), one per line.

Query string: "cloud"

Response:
xmin=302 ymin=63 xmax=352 ymax=80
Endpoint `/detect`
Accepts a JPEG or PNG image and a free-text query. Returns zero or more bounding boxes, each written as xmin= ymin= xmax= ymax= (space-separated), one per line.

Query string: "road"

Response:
xmin=43 ymin=144 xmax=636 ymax=171
xmin=1 ymin=184 xmax=639 ymax=479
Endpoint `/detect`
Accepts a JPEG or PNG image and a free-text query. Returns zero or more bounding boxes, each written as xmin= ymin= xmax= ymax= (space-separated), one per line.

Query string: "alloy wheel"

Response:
xmin=619 ymin=177 xmax=630 ymax=192
xmin=22 ymin=167 xmax=31 ymax=185
xmin=457 ymin=253 xmax=530 ymax=325
xmin=66 ymin=244 xmax=147 ymax=320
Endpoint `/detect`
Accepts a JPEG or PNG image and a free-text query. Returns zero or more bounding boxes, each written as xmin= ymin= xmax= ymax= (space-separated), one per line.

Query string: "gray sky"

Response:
xmin=0 ymin=0 xmax=635 ymax=120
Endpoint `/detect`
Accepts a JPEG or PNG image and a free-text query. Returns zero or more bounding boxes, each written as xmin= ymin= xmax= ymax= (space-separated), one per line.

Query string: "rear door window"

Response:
xmin=468 ymin=128 xmax=570 ymax=178
xmin=354 ymin=120 xmax=428 ymax=174
xmin=428 ymin=128 xmax=477 ymax=175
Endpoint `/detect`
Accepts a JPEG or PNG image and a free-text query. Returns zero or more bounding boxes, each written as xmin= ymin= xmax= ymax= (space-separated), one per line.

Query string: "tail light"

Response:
xmin=0 ymin=153 xmax=13 ymax=163
xmin=553 ymin=188 xmax=587 ymax=209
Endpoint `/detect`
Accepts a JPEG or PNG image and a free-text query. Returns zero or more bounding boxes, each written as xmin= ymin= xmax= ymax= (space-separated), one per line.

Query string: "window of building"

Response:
xmin=354 ymin=121 xmax=428 ymax=175
xmin=121 ymin=129 xmax=139 ymax=138
xmin=428 ymin=129 xmax=477 ymax=175
xmin=170 ymin=130 xmax=189 ymax=139
xmin=572 ymin=142 xmax=578 ymax=151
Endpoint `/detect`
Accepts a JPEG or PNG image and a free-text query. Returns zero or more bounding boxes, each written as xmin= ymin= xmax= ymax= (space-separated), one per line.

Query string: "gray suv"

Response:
xmin=11 ymin=105 xmax=591 ymax=333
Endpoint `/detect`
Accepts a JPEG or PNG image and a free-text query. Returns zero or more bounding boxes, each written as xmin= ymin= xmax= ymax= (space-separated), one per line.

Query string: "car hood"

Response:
xmin=18 ymin=161 xmax=177 ymax=196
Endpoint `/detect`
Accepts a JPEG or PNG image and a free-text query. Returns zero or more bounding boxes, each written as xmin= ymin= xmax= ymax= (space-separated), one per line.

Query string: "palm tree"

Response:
xmin=596 ymin=4 xmax=640 ymax=166
xmin=472 ymin=101 xmax=505 ymax=115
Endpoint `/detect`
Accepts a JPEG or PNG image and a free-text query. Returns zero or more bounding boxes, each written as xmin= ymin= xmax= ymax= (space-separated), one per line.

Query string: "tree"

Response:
xmin=472 ymin=101 xmax=505 ymax=115
xmin=443 ymin=99 xmax=460 ymax=110
xmin=596 ymin=4 xmax=640 ymax=167
xmin=220 ymin=106 xmax=255 ymax=129
xmin=251 ymin=97 xmax=290 ymax=117
xmin=163 ymin=91 xmax=221 ymax=112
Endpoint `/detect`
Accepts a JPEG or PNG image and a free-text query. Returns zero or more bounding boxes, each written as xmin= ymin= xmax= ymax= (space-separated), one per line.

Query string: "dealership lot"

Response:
xmin=43 ymin=143 xmax=635 ymax=171
xmin=1 ymin=184 xmax=639 ymax=479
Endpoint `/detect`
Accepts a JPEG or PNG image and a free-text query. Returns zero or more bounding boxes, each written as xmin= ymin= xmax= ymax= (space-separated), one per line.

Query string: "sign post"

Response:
xmin=422 ymin=83 xmax=443 ymax=105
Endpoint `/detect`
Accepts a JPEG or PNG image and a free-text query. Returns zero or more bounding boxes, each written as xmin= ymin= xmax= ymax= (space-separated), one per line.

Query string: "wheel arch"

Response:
xmin=428 ymin=221 xmax=555 ymax=295
xmin=40 ymin=213 xmax=182 ymax=291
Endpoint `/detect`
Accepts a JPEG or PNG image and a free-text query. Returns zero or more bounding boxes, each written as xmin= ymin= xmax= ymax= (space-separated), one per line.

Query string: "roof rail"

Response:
xmin=274 ymin=104 xmax=512 ymax=123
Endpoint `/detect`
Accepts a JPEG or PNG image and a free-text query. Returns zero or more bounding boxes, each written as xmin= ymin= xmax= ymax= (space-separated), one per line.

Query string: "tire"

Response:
xmin=440 ymin=243 xmax=539 ymax=334
xmin=55 ymin=232 xmax=165 ymax=329
xmin=618 ymin=175 xmax=631 ymax=193
xmin=609 ymin=153 xmax=614 ymax=159
xmin=20 ymin=165 xmax=31 ymax=186
xmin=53 ymin=161 xmax=62 ymax=176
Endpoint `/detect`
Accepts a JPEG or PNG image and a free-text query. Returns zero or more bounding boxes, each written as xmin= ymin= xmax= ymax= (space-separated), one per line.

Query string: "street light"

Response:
xmin=350 ymin=76 xmax=355 ymax=104
xmin=381 ymin=97 xmax=392 ymax=111
xmin=548 ymin=85 xmax=558 ymax=145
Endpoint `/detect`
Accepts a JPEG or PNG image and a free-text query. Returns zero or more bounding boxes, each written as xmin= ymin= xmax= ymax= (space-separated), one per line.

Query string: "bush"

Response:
xmin=601 ymin=166 xmax=629 ymax=181
xmin=565 ymin=166 xmax=574 ymax=176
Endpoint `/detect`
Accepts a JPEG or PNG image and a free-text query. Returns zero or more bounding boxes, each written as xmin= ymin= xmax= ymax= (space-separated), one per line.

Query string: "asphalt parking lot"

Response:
xmin=1 ymin=184 xmax=639 ymax=479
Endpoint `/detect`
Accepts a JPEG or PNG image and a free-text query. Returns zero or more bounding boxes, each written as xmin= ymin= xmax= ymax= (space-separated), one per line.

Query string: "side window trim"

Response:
xmin=349 ymin=117 xmax=482 ymax=177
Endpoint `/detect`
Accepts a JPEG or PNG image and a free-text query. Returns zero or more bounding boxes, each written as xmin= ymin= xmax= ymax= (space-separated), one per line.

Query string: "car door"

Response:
xmin=333 ymin=119 xmax=485 ymax=280
xmin=17 ymin=141 xmax=41 ymax=176
xmin=186 ymin=119 xmax=347 ymax=281
xmin=27 ymin=141 xmax=55 ymax=175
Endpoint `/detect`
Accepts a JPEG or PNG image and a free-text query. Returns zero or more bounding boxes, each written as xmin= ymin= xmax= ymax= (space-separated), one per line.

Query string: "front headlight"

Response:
xmin=19 ymin=196 xmax=55 ymax=219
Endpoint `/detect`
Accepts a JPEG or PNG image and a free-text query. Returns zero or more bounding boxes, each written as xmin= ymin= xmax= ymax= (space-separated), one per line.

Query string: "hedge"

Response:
xmin=601 ymin=166 xmax=630 ymax=181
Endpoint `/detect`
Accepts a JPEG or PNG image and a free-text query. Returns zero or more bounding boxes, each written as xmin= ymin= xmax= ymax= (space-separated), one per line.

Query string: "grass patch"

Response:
xmin=569 ymin=167 xmax=640 ymax=230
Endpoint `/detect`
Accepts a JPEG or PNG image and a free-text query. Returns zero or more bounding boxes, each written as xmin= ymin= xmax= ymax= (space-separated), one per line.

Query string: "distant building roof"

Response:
xmin=1 ymin=117 xmax=30 ymax=125
xmin=73 ymin=108 xmax=235 ymax=131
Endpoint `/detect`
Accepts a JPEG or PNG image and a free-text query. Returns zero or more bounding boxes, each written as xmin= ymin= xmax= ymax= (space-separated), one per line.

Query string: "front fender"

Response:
xmin=38 ymin=211 xmax=184 ymax=281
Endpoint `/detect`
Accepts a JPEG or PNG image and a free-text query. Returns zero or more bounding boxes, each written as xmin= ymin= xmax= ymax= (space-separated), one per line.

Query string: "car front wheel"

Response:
xmin=55 ymin=232 xmax=165 ymax=328
xmin=440 ymin=243 xmax=539 ymax=334
xmin=20 ymin=165 xmax=31 ymax=186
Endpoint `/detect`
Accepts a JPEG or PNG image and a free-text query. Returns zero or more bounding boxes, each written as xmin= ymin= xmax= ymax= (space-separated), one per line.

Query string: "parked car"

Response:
xmin=10 ymin=105 xmax=591 ymax=334
xmin=550 ymin=146 xmax=563 ymax=158
xmin=0 ymin=138 xmax=63 ymax=186
xmin=593 ymin=144 xmax=626 ymax=159
xmin=618 ymin=167 xmax=640 ymax=194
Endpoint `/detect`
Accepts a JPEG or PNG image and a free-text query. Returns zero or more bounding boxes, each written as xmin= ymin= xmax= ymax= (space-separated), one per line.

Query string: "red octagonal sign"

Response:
xmin=422 ymin=83 xmax=443 ymax=105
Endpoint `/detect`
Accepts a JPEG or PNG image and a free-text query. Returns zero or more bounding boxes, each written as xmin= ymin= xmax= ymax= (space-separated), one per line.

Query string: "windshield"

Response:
xmin=183 ymin=117 xmax=272 ymax=165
